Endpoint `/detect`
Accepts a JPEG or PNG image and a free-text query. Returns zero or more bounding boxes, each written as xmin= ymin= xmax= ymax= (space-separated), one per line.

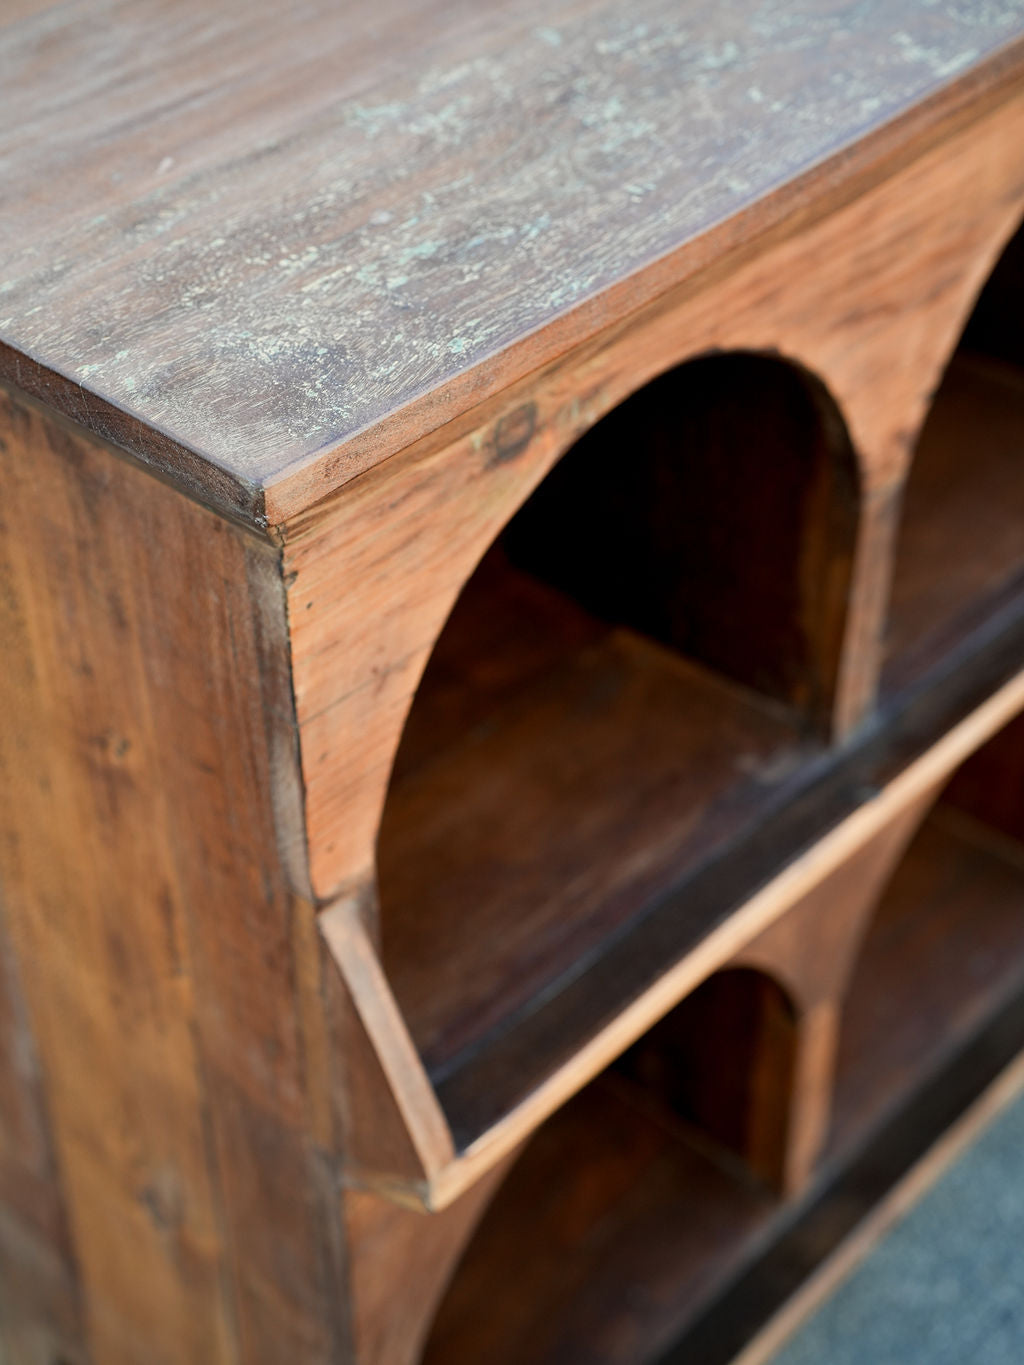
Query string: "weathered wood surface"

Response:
xmin=286 ymin=89 xmax=1024 ymax=904
xmin=0 ymin=896 xmax=85 ymax=1365
xmin=1 ymin=1 xmax=1022 ymax=521
xmin=5 ymin=9 xmax=1024 ymax=1361
xmin=0 ymin=383 xmax=347 ymax=1364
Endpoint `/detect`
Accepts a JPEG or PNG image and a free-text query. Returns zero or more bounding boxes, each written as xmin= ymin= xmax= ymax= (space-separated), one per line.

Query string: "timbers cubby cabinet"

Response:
xmin=3 ymin=3 xmax=1024 ymax=1363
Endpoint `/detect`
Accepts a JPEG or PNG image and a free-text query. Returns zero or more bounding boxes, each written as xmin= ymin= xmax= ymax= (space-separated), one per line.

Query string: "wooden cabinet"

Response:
xmin=3 ymin=4 xmax=1024 ymax=1362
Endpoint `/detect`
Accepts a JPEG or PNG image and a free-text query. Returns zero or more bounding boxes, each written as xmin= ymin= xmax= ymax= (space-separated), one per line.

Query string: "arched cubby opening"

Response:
xmin=884 ymin=218 xmax=1024 ymax=696
xmin=421 ymin=969 xmax=800 ymax=1365
xmin=376 ymin=352 xmax=859 ymax=1086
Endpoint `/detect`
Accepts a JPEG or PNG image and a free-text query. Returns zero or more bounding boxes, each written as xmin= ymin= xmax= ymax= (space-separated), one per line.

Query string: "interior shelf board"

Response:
xmin=380 ymin=553 xmax=814 ymax=1074
xmin=883 ymin=351 xmax=1024 ymax=697
xmin=427 ymin=601 xmax=1024 ymax=1151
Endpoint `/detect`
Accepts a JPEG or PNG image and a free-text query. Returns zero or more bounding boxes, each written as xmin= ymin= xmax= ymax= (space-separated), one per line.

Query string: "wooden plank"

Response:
xmin=0 ymin=382 xmax=347 ymax=1363
xmin=0 ymin=4 xmax=1022 ymax=520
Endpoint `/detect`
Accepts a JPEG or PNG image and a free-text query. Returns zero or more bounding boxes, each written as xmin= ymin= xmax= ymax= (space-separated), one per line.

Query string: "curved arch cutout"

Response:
xmin=884 ymin=216 xmax=1024 ymax=695
xmin=379 ymin=350 xmax=859 ymax=1074
xmin=500 ymin=351 xmax=859 ymax=725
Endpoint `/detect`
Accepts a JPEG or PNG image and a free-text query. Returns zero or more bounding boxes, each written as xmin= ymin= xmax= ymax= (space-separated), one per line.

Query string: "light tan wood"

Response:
xmin=319 ymin=899 xmax=455 ymax=1197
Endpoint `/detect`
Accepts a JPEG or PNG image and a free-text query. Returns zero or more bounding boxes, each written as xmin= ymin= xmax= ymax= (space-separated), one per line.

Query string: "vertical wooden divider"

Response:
xmin=731 ymin=784 xmax=943 ymax=1192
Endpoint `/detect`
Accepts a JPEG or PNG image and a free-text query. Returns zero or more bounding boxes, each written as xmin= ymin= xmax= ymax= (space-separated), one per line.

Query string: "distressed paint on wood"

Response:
xmin=0 ymin=1 xmax=1022 ymax=520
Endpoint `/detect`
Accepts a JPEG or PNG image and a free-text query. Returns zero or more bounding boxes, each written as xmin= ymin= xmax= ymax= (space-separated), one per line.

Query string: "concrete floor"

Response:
xmin=767 ymin=1087 xmax=1024 ymax=1365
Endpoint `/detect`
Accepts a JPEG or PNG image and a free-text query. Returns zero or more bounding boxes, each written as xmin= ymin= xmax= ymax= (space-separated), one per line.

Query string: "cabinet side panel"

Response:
xmin=0 ymin=384 xmax=348 ymax=1364
xmin=0 ymin=889 xmax=85 ymax=1365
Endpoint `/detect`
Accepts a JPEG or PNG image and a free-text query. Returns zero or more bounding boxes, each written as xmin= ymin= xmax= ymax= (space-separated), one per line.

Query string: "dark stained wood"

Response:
xmin=726 ymin=788 xmax=938 ymax=1192
xmin=884 ymin=352 xmax=1024 ymax=695
xmin=658 ymin=995 xmax=1024 ymax=1365
xmin=942 ymin=708 xmax=1024 ymax=844
xmin=285 ymin=88 xmax=1024 ymax=906
xmin=616 ymin=969 xmax=800 ymax=1195
xmin=423 ymin=599 xmax=1024 ymax=1158
xmin=827 ymin=804 xmax=1024 ymax=1160
xmin=424 ymin=1072 xmax=780 ymax=1365
xmin=1 ymin=3 xmax=1023 ymax=522
xmin=498 ymin=352 xmax=859 ymax=725
xmin=8 ymin=9 xmax=1024 ymax=1363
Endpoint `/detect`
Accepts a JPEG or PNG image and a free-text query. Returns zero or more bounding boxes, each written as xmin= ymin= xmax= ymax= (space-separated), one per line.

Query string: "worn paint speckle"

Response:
xmin=0 ymin=0 xmax=1021 ymax=514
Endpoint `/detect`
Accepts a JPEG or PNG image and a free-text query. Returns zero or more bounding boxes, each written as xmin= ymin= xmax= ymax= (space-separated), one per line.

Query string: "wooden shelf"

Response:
xmin=884 ymin=352 xmax=1024 ymax=697
xmin=423 ymin=1070 xmax=778 ymax=1365
xmin=421 ymin=798 xmax=1024 ymax=1365
xmin=379 ymin=549 xmax=814 ymax=1075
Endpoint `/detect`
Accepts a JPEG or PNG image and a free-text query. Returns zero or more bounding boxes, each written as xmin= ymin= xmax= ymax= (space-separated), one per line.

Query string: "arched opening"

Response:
xmin=828 ymin=708 xmax=1024 ymax=1168
xmin=377 ymin=352 xmax=859 ymax=1080
xmin=421 ymin=969 xmax=799 ymax=1365
xmin=884 ymin=219 xmax=1024 ymax=695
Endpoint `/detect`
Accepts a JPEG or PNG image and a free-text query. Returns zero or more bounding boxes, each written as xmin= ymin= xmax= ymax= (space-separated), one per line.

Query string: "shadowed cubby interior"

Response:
xmin=884 ymin=219 xmax=1024 ymax=697
xmin=377 ymin=352 xmax=859 ymax=1082
xmin=418 ymin=709 xmax=1024 ymax=1365
xmin=422 ymin=969 xmax=798 ymax=1365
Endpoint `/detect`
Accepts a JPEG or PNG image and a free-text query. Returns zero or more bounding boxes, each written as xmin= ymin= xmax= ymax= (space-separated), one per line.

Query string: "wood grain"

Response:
xmin=0 ymin=3 xmax=1022 ymax=521
xmin=0 ymin=383 xmax=346 ymax=1363
xmin=380 ymin=590 xmax=812 ymax=1072
xmin=286 ymin=88 xmax=1024 ymax=905
xmin=6 ymin=14 xmax=1024 ymax=1363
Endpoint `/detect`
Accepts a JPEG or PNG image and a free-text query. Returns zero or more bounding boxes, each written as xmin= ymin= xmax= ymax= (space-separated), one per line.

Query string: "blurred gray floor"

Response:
xmin=766 ymin=1086 xmax=1024 ymax=1365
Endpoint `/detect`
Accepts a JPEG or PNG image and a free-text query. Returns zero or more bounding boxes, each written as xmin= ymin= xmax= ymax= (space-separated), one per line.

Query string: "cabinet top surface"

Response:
xmin=1 ymin=0 xmax=1022 ymax=524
